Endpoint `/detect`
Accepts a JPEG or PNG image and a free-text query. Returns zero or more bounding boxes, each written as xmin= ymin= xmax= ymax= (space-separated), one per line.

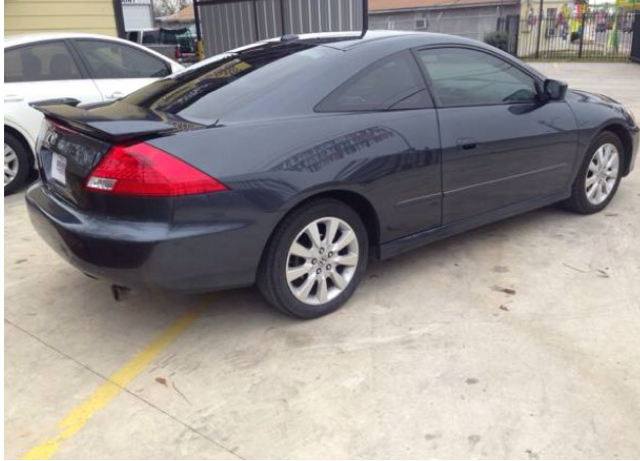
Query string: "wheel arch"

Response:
xmin=4 ymin=124 xmax=35 ymax=168
xmin=261 ymin=188 xmax=382 ymax=270
xmin=600 ymin=123 xmax=633 ymax=176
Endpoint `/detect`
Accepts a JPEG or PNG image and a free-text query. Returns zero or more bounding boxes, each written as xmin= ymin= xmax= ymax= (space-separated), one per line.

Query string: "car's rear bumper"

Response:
xmin=26 ymin=184 xmax=273 ymax=292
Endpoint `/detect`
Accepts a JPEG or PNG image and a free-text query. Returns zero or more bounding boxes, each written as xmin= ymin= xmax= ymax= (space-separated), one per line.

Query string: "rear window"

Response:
xmin=74 ymin=39 xmax=170 ymax=79
xmin=122 ymin=42 xmax=334 ymax=123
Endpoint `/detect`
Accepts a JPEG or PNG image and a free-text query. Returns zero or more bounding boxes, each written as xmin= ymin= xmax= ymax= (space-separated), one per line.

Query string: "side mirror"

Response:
xmin=543 ymin=79 xmax=568 ymax=101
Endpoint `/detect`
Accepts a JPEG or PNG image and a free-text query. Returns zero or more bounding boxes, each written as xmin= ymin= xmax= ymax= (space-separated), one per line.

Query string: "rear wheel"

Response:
xmin=565 ymin=132 xmax=624 ymax=214
xmin=258 ymin=199 xmax=368 ymax=319
xmin=4 ymin=132 xmax=31 ymax=195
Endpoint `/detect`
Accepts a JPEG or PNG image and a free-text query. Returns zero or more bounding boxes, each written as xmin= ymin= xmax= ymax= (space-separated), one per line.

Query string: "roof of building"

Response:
xmin=370 ymin=0 xmax=518 ymax=12
xmin=157 ymin=4 xmax=194 ymax=23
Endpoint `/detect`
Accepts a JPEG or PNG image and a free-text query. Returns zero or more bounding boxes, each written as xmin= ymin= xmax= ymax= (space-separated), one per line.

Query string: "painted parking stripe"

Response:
xmin=21 ymin=299 xmax=207 ymax=460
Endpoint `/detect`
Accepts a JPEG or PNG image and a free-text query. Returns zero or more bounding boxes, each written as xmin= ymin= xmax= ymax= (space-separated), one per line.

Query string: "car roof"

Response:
xmin=229 ymin=30 xmax=486 ymax=53
xmin=4 ymin=32 xmax=139 ymax=49
xmin=318 ymin=30 xmax=485 ymax=50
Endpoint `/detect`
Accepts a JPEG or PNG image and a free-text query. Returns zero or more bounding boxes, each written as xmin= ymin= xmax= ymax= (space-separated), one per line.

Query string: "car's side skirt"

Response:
xmin=378 ymin=189 xmax=571 ymax=260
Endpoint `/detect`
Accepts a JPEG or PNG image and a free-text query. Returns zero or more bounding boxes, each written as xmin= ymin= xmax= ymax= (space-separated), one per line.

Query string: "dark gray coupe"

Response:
xmin=27 ymin=31 xmax=638 ymax=318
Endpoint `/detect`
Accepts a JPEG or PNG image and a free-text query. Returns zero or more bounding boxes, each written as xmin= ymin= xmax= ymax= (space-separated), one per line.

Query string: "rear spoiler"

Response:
xmin=30 ymin=99 xmax=178 ymax=143
xmin=30 ymin=97 xmax=81 ymax=108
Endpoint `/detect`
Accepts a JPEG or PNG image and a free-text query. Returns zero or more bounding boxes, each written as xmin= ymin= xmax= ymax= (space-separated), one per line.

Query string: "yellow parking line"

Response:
xmin=21 ymin=299 xmax=207 ymax=460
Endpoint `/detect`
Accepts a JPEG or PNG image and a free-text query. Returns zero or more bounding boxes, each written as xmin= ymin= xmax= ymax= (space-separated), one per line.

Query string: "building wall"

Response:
xmin=5 ymin=0 xmax=118 ymax=36
xmin=369 ymin=4 xmax=520 ymax=42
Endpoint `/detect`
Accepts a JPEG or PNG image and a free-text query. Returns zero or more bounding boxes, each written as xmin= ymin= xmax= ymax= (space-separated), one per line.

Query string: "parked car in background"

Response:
xmin=26 ymin=31 xmax=638 ymax=318
xmin=4 ymin=32 xmax=184 ymax=194
xmin=126 ymin=28 xmax=197 ymax=64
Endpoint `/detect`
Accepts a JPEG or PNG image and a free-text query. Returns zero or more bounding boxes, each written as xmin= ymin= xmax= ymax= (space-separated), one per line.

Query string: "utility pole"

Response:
xmin=535 ymin=0 xmax=544 ymax=57
xmin=193 ymin=0 xmax=203 ymax=60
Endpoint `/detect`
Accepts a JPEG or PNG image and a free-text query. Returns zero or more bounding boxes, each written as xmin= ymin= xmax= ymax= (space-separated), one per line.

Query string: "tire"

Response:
xmin=564 ymin=131 xmax=625 ymax=214
xmin=257 ymin=198 xmax=369 ymax=319
xmin=4 ymin=132 xmax=31 ymax=196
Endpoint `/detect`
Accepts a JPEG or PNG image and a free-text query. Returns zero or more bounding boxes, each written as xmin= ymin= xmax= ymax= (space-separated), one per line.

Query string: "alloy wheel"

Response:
xmin=585 ymin=143 xmax=619 ymax=206
xmin=286 ymin=217 xmax=359 ymax=306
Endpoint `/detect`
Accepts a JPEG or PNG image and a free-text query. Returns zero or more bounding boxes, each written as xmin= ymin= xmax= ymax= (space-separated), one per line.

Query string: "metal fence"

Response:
xmin=197 ymin=0 xmax=364 ymax=57
xmin=516 ymin=11 xmax=638 ymax=60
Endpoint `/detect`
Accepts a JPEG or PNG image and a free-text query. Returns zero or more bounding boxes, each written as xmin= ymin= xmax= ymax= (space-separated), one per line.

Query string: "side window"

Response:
xmin=417 ymin=48 xmax=538 ymax=107
xmin=316 ymin=51 xmax=431 ymax=112
xmin=126 ymin=31 xmax=140 ymax=43
xmin=4 ymin=42 xmax=82 ymax=83
xmin=142 ymin=31 xmax=160 ymax=45
xmin=74 ymin=40 xmax=170 ymax=79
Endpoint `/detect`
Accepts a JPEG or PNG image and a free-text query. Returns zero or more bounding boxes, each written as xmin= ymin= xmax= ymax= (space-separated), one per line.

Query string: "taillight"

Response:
xmin=85 ymin=142 xmax=227 ymax=196
xmin=174 ymin=45 xmax=182 ymax=59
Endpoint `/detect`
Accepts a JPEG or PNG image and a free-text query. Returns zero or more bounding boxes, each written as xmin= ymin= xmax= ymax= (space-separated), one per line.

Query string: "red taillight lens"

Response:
xmin=85 ymin=142 xmax=227 ymax=196
xmin=175 ymin=45 xmax=182 ymax=59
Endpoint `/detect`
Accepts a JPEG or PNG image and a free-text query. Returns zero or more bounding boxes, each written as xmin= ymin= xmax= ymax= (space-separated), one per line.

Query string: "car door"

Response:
xmin=315 ymin=50 xmax=442 ymax=240
xmin=70 ymin=39 xmax=173 ymax=101
xmin=415 ymin=47 xmax=578 ymax=224
xmin=4 ymin=40 xmax=103 ymax=150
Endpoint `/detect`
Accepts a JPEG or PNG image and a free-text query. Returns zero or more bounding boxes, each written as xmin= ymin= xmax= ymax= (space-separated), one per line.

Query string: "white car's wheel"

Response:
xmin=4 ymin=132 xmax=31 ymax=195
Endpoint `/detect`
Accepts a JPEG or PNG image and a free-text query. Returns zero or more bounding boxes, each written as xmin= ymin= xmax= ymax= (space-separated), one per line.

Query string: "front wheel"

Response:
xmin=564 ymin=132 xmax=625 ymax=214
xmin=257 ymin=199 xmax=368 ymax=319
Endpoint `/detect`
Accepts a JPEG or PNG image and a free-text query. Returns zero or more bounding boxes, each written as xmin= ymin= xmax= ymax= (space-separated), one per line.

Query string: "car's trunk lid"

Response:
xmin=32 ymin=101 xmax=205 ymax=208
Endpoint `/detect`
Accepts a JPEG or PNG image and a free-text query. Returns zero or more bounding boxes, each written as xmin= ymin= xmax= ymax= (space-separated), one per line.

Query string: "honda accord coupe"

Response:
xmin=26 ymin=31 xmax=638 ymax=318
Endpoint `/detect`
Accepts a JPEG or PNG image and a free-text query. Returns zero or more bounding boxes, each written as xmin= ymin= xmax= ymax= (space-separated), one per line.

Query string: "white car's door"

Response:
xmin=4 ymin=40 xmax=104 ymax=150
xmin=71 ymin=39 xmax=176 ymax=101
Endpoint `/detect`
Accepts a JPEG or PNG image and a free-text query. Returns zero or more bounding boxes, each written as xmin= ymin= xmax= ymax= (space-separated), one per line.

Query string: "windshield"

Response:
xmin=122 ymin=42 xmax=334 ymax=124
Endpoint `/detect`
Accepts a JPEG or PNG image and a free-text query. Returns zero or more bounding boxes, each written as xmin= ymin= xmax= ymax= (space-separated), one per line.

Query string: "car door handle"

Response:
xmin=456 ymin=138 xmax=478 ymax=150
xmin=5 ymin=94 xmax=24 ymax=103
xmin=106 ymin=91 xmax=124 ymax=100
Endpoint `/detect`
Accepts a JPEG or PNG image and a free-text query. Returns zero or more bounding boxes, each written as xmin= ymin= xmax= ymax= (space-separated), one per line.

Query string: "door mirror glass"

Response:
xmin=544 ymin=79 xmax=568 ymax=100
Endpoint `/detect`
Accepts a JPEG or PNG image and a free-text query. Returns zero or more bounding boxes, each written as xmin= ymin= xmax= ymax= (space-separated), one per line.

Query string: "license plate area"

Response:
xmin=51 ymin=153 xmax=67 ymax=185
xmin=37 ymin=119 xmax=111 ymax=206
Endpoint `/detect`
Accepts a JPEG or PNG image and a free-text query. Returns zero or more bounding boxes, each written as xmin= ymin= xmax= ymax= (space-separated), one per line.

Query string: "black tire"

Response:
xmin=564 ymin=131 xmax=625 ymax=214
xmin=257 ymin=198 xmax=369 ymax=319
xmin=4 ymin=132 xmax=31 ymax=196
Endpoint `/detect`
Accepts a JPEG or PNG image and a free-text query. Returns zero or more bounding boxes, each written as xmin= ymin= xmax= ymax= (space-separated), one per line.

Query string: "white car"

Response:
xmin=4 ymin=32 xmax=184 ymax=194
